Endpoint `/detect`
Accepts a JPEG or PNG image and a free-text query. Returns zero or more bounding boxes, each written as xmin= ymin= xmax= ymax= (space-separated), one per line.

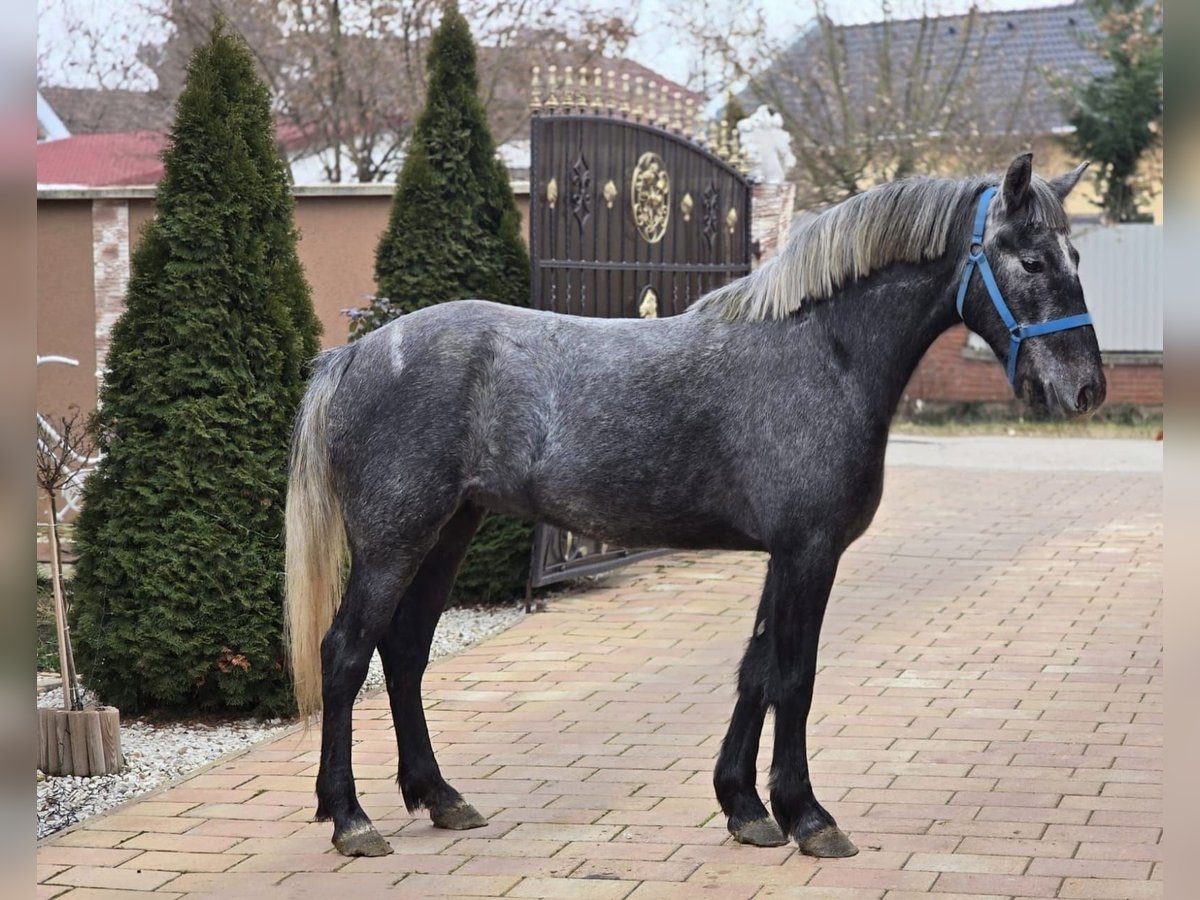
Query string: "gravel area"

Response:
xmin=37 ymin=602 xmax=525 ymax=839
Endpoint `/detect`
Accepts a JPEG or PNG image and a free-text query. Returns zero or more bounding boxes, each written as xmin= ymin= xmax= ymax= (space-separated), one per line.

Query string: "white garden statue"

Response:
xmin=737 ymin=105 xmax=796 ymax=184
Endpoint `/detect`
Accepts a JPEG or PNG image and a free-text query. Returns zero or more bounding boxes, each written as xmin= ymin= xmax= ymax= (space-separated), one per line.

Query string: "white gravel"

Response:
xmin=37 ymin=602 xmax=525 ymax=839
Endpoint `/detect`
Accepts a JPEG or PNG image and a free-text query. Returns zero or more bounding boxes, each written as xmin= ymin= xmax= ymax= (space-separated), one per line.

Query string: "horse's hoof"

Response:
xmin=732 ymin=817 xmax=788 ymax=847
xmin=431 ymin=799 xmax=488 ymax=830
xmin=796 ymin=825 xmax=858 ymax=858
xmin=332 ymin=823 xmax=394 ymax=857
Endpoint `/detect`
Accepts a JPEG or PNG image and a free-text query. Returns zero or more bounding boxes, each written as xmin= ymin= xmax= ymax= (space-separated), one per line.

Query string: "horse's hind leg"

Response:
xmin=316 ymin=542 xmax=434 ymax=858
xmin=377 ymin=503 xmax=489 ymax=830
xmin=714 ymin=577 xmax=787 ymax=847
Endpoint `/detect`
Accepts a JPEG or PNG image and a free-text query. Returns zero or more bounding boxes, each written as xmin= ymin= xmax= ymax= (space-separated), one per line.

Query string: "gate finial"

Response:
xmin=634 ymin=76 xmax=645 ymax=120
xmin=530 ymin=66 xmax=542 ymax=112
xmin=646 ymin=80 xmax=657 ymax=123
xmin=620 ymin=72 xmax=631 ymax=116
xmin=671 ymin=91 xmax=683 ymax=132
xmin=546 ymin=65 xmax=559 ymax=111
xmin=606 ymin=70 xmax=616 ymax=114
xmin=660 ymin=85 xmax=671 ymax=129
xmin=564 ymin=66 xmax=575 ymax=111
xmin=591 ymin=67 xmax=603 ymax=111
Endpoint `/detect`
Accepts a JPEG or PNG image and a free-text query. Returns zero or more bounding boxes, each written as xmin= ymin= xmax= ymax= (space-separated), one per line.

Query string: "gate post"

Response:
xmin=738 ymin=105 xmax=797 ymax=267
xmin=750 ymin=182 xmax=796 ymax=267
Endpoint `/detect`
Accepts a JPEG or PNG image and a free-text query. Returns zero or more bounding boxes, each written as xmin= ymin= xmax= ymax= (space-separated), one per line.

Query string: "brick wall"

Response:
xmin=750 ymin=182 xmax=796 ymax=267
xmin=904 ymin=324 xmax=1163 ymax=407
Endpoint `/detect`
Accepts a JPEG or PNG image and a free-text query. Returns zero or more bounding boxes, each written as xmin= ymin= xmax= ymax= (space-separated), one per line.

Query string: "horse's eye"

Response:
xmin=1021 ymin=258 xmax=1044 ymax=274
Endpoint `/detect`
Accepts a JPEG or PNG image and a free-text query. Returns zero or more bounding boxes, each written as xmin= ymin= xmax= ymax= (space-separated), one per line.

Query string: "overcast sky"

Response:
xmin=628 ymin=0 xmax=1058 ymax=86
xmin=39 ymin=0 xmax=1063 ymax=92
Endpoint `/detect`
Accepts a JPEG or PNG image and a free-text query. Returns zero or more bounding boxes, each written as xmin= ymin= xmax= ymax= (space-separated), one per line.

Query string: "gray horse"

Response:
xmin=285 ymin=153 xmax=1104 ymax=859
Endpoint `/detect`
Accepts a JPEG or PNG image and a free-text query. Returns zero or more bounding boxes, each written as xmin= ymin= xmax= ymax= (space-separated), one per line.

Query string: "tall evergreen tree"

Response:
xmin=71 ymin=21 xmax=321 ymax=715
xmin=1066 ymin=0 xmax=1162 ymax=222
xmin=353 ymin=1 xmax=533 ymax=605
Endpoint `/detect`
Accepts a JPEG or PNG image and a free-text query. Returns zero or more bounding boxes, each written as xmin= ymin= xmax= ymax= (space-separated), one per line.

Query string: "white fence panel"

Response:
xmin=1074 ymin=223 xmax=1163 ymax=353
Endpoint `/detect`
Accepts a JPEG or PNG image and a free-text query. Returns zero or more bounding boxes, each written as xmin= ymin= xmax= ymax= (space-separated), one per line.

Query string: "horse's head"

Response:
xmin=959 ymin=153 xmax=1106 ymax=416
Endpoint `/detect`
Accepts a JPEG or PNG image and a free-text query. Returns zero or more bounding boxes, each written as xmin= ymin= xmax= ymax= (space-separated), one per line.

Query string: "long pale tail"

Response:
xmin=285 ymin=346 xmax=354 ymax=719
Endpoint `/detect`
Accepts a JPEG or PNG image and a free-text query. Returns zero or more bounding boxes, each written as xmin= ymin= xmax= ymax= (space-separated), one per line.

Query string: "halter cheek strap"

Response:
xmin=955 ymin=186 xmax=1094 ymax=388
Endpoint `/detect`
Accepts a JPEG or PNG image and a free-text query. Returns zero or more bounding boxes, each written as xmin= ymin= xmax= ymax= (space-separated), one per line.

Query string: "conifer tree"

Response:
xmin=1065 ymin=0 xmax=1162 ymax=223
xmin=71 ymin=21 xmax=320 ymax=715
xmin=353 ymin=1 xmax=533 ymax=605
xmin=353 ymin=1 xmax=528 ymax=330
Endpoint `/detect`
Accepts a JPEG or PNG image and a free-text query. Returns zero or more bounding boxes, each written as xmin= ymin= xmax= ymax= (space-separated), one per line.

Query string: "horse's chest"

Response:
xmin=758 ymin=434 xmax=887 ymax=546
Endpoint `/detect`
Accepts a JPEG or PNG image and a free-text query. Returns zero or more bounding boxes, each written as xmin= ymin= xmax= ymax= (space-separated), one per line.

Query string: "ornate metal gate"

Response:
xmin=526 ymin=67 xmax=753 ymax=591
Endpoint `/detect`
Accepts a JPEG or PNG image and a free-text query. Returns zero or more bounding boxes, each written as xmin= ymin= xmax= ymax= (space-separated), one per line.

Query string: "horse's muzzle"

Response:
xmin=1027 ymin=372 xmax=1106 ymax=417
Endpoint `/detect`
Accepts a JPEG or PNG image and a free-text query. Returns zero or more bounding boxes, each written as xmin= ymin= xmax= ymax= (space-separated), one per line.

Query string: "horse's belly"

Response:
xmin=517 ymin=469 xmax=760 ymax=552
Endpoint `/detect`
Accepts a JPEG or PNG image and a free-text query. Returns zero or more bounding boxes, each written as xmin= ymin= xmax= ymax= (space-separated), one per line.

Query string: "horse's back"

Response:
xmin=327 ymin=300 xmax=619 ymax=497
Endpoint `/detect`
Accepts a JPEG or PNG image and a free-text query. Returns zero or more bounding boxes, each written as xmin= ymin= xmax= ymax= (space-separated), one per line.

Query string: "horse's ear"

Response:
xmin=1001 ymin=152 xmax=1033 ymax=213
xmin=1049 ymin=161 xmax=1090 ymax=202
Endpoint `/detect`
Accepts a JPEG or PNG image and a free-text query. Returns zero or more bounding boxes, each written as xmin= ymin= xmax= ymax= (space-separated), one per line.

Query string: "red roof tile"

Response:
xmin=37 ymin=131 xmax=167 ymax=187
xmin=37 ymin=125 xmax=327 ymax=188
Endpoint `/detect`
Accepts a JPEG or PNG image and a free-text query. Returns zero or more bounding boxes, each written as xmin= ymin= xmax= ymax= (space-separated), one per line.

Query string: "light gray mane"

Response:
xmin=692 ymin=174 xmax=1068 ymax=322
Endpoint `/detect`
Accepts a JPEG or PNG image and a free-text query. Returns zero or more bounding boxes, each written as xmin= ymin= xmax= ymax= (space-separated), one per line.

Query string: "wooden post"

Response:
xmin=45 ymin=710 xmax=60 ymax=777
xmin=99 ymin=707 xmax=122 ymax=772
xmin=38 ymin=710 xmax=52 ymax=772
xmin=68 ymin=712 xmax=90 ymax=774
xmin=39 ymin=706 xmax=122 ymax=776
xmin=84 ymin=709 xmax=106 ymax=775
xmin=54 ymin=710 xmax=72 ymax=776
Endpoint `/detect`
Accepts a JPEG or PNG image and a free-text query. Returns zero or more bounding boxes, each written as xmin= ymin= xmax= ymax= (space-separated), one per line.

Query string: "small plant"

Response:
xmin=35 ymin=408 xmax=94 ymax=711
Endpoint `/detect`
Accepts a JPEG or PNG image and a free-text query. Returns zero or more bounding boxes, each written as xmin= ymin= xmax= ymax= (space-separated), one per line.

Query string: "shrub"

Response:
xmin=70 ymin=21 xmax=320 ymax=715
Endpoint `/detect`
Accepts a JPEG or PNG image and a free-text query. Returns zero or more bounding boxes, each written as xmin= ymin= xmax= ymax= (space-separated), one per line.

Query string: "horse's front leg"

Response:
xmin=766 ymin=540 xmax=858 ymax=857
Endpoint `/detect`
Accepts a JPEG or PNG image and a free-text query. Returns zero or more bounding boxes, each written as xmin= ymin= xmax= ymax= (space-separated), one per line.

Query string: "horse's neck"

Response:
xmin=800 ymin=260 xmax=961 ymax=417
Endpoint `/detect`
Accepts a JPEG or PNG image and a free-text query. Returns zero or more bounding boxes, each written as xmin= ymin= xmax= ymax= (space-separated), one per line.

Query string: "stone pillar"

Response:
xmin=750 ymin=181 xmax=796 ymax=268
xmin=91 ymin=199 xmax=130 ymax=384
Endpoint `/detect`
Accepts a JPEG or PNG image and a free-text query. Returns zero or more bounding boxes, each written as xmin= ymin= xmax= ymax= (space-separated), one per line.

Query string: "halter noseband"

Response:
xmin=955 ymin=186 xmax=1094 ymax=388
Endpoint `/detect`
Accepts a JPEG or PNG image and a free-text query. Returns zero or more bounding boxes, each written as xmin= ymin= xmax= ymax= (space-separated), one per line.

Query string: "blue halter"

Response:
xmin=955 ymin=186 xmax=1094 ymax=387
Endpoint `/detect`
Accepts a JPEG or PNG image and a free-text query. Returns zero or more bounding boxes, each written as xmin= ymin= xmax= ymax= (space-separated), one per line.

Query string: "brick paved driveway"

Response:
xmin=38 ymin=445 xmax=1162 ymax=899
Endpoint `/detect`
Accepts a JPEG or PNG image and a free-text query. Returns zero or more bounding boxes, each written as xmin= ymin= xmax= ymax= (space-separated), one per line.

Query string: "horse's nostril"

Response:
xmin=1076 ymin=385 xmax=1093 ymax=413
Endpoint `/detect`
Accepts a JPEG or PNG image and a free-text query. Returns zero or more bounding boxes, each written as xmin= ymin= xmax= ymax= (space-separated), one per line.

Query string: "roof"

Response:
xmin=37 ymin=91 xmax=71 ymax=141
xmin=749 ymin=1 xmax=1105 ymax=136
xmin=39 ymin=86 xmax=176 ymax=136
xmin=37 ymin=131 xmax=167 ymax=187
xmin=36 ymin=123 xmax=317 ymax=188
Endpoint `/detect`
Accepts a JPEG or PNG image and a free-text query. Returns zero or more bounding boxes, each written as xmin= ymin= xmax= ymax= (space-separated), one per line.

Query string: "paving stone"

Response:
xmin=35 ymin=466 xmax=1161 ymax=898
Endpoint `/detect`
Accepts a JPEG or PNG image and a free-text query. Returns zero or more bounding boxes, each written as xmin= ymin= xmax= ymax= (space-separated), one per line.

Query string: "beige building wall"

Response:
xmin=37 ymin=199 xmax=98 ymax=422
xmin=1032 ymin=136 xmax=1164 ymax=224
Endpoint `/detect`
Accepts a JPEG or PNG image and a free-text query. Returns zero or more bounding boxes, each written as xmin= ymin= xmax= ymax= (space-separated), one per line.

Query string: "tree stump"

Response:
xmin=38 ymin=707 xmax=121 ymax=776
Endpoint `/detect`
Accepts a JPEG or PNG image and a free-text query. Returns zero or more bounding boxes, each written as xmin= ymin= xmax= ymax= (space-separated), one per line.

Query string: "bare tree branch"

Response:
xmin=44 ymin=0 xmax=636 ymax=182
xmin=672 ymin=1 xmax=1041 ymax=207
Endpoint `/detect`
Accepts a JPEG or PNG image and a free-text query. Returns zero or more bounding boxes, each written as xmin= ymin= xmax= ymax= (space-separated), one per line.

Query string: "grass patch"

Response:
xmin=895 ymin=401 xmax=1162 ymax=439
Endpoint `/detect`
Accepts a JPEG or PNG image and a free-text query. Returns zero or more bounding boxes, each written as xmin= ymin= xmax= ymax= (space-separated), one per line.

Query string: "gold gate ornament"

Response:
xmin=631 ymin=152 xmax=670 ymax=243
xmin=638 ymin=287 xmax=659 ymax=319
